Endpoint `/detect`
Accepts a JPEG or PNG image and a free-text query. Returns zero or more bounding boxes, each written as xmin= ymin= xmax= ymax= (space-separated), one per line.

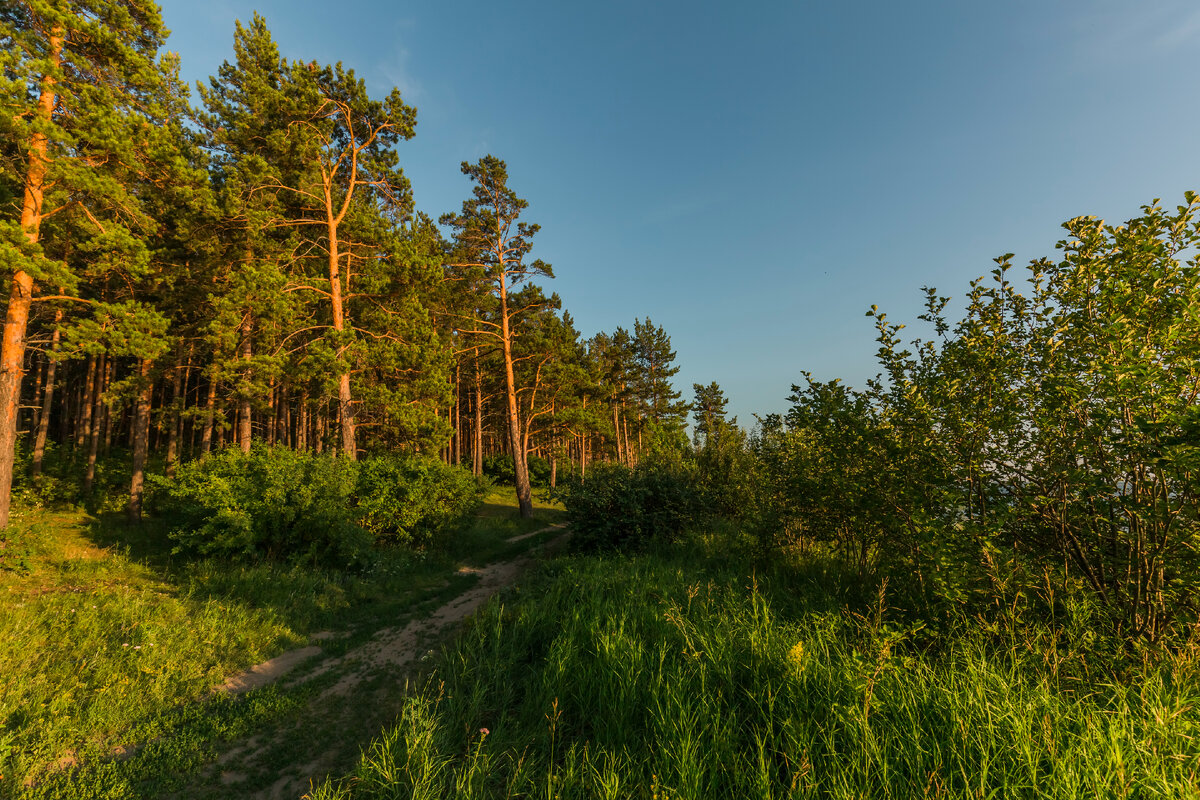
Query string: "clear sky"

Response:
xmin=158 ymin=0 xmax=1200 ymax=425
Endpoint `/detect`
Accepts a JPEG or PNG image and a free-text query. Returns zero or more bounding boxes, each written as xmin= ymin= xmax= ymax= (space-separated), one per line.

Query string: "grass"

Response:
xmin=0 ymin=482 xmax=564 ymax=798
xmin=309 ymin=532 xmax=1200 ymax=799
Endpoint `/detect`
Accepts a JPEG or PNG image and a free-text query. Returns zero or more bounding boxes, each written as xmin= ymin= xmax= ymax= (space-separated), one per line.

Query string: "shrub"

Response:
xmin=153 ymin=447 xmax=484 ymax=566
xmin=555 ymin=460 xmax=696 ymax=553
xmin=153 ymin=445 xmax=371 ymax=568
xmin=355 ymin=455 xmax=484 ymax=547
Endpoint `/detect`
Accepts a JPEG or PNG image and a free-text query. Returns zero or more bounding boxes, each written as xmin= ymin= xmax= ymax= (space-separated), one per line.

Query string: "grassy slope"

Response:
xmin=0 ymin=487 xmax=564 ymax=799
xmin=311 ymin=531 xmax=1200 ymax=800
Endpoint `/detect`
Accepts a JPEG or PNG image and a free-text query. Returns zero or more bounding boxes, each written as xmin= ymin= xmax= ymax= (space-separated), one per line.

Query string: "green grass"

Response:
xmin=310 ymin=536 xmax=1200 ymax=800
xmin=0 ymin=484 xmax=564 ymax=798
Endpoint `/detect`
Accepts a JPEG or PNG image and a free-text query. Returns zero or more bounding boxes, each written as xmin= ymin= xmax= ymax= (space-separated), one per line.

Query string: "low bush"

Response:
xmin=555 ymin=461 xmax=696 ymax=553
xmin=355 ymin=455 xmax=484 ymax=547
xmin=482 ymin=454 xmax=514 ymax=485
xmin=153 ymin=445 xmax=370 ymax=568
xmin=153 ymin=446 xmax=484 ymax=567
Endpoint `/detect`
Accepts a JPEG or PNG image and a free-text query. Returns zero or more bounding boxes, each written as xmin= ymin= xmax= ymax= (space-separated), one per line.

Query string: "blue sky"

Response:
xmin=159 ymin=0 xmax=1200 ymax=425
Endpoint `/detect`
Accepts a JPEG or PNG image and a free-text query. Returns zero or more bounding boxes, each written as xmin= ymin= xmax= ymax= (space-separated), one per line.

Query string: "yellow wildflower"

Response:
xmin=788 ymin=640 xmax=804 ymax=672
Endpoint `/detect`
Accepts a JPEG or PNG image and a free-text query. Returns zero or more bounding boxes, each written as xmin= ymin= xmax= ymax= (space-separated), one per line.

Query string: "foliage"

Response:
xmin=751 ymin=195 xmax=1200 ymax=644
xmin=154 ymin=445 xmax=370 ymax=568
xmin=154 ymin=446 xmax=485 ymax=566
xmin=690 ymin=381 xmax=754 ymax=518
xmin=555 ymin=461 xmax=696 ymax=553
xmin=483 ymin=453 xmax=551 ymax=488
xmin=355 ymin=454 xmax=484 ymax=547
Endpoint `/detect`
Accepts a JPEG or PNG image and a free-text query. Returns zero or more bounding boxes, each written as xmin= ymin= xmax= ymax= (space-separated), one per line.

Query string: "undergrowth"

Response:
xmin=312 ymin=533 xmax=1200 ymax=799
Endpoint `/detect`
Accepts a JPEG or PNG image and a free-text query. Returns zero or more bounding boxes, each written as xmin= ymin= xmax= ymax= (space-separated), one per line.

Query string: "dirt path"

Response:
xmin=205 ymin=522 xmax=569 ymax=799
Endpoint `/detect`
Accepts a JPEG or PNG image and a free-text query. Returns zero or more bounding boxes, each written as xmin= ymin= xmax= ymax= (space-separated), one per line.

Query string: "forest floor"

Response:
xmin=0 ymin=488 xmax=566 ymax=800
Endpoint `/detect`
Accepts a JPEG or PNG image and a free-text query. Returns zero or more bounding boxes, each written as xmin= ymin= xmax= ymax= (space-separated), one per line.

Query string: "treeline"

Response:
xmin=1 ymin=5 xmax=689 ymax=522
xmin=565 ymin=195 xmax=1200 ymax=649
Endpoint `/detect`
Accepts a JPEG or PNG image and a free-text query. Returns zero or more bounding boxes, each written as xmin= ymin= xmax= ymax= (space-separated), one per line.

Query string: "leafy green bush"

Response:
xmin=746 ymin=196 xmax=1200 ymax=644
xmin=555 ymin=461 xmax=696 ymax=553
xmin=355 ymin=455 xmax=484 ymax=547
xmin=153 ymin=445 xmax=371 ymax=568
xmin=153 ymin=446 xmax=484 ymax=566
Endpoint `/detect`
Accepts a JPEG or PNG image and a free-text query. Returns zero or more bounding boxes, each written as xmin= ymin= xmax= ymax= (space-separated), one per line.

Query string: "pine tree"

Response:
xmin=442 ymin=156 xmax=552 ymax=518
xmin=692 ymin=381 xmax=733 ymax=448
xmin=0 ymin=0 xmax=179 ymax=525
xmin=633 ymin=317 xmax=688 ymax=426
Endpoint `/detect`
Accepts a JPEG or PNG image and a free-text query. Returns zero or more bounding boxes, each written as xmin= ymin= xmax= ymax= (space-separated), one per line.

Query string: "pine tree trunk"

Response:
xmin=297 ymin=392 xmax=308 ymax=452
xmin=29 ymin=354 xmax=44 ymax=441
xmin=473 ymin=351 xmax=483 ymax=477
xmin=238 ymin=313 xmax=252 ymax=453
xmin=266 ymin=380 xmax=276 ymax=446
xmin=498 ymin=279 xmax=532 ymax=518
xmin=200 ymin=372 xmax=216 ymax=456
xmin=325 ymin=217 xmax=356 ymax=459
xmin=454 ymin=360 xmax=462 ymax=466
xmin=0 ymin=28 xmax=61 ymax=527
xmin=31 ymin=310 xmax=62 ymax=482
xmin=102 ymin=359 xmax=114 ymax=457
xmin=84 ymin=354 xmax=105 ymax=494
xmin=165 ymin=344 xmax=183 ymax=477
xmin=62 ymin=370 xmax=74 ymax=448
xmin=179 ymin=343 xmax=193 ymax=460
xmin=278 ymin=390 xmax=289 ymax=448
xmin=128 ymin=358 xmax=153 ymax=522
xmin=75 ymin=355 xmax=96 ymax=453
xmin=623 ymin=413 xmax=632 ymax=467
xmin=612 ymin=401 xmax=622 ymax=465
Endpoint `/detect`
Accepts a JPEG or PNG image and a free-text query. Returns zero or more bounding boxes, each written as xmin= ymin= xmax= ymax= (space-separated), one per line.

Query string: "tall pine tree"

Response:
xmin=0 ymin=0 xmax=178 ymax=525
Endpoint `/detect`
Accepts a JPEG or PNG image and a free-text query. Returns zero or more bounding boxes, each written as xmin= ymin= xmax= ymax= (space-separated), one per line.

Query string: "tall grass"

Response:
xmin=313 ymin=550 xmax=1200 ymax=799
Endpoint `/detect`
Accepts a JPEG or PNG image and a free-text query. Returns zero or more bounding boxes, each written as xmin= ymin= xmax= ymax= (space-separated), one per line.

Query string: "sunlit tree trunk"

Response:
xmin=75 ymin=355 xmax=96 ymax=453
xmin=498 ymin=278 xmax=532 ymax=517
xmin=454 ymin=360 xmax=462 ymax=466
xmin=297 ymin=391 xmax=308 ymax=451
xmin=200 ymin=371 xmax=217 ymax=456
xmin=165 ymin=344 xmax=183 ymax=477
xmin=0 ymin=29 xmax=62 ymax=525
xmin=102 ymin=359 xmax=114 ymax=458
xmin=326 ymin=219 xmax=356 ymax=458
xmin=473 ymin=351 xmax=483 ymax=477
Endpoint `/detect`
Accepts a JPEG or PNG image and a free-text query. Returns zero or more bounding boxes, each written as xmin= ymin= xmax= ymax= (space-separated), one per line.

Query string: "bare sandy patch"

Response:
xmin=217 ymin=646 xmax=323 ymax=695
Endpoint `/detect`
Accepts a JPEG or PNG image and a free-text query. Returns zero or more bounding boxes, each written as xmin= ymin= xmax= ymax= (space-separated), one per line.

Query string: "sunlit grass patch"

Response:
xmin=0 ymin=498 xmax=539 ymax=795
xmin=312 ymin=549 xmax=1200 ymax=800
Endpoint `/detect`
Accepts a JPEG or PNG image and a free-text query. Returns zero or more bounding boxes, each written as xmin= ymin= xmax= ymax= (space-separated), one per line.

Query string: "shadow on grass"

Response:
xmin=84 ymin=511 xmax=176 ymax=565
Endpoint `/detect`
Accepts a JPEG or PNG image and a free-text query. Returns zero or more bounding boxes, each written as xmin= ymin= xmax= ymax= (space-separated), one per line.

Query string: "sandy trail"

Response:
xmin=209 ymin=522 xmax=568 ymax=799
